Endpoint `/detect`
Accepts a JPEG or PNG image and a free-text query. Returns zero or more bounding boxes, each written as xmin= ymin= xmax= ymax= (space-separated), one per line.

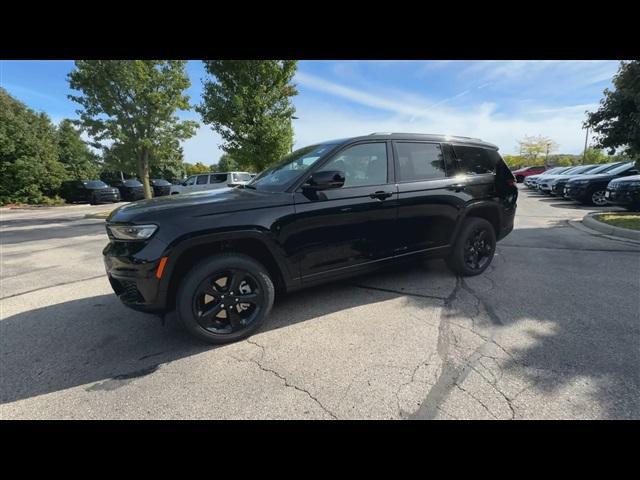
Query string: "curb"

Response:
xmin=582 ymin=212 xmax=640 ymax=241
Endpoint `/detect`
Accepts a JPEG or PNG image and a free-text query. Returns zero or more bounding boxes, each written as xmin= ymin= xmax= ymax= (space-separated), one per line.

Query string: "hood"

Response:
xmin=609 ymin=174 xmax=640 ymax=185
xmin=107 ymin=186 xmax=293 ymax=224
xmin=566 ymin=172 xmax=620 ymax=184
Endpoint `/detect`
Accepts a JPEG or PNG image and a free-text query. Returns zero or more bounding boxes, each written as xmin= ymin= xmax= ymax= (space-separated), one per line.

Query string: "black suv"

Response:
xmin=104 ymin=133 xmax=517 ymax=344
xmin=150 ymin=179 xmax=172 ymax=197
xmin=113 ymin=179 xmax=145 ymax=201
xmin=564 ymin=161 xmax=639 ymax=206
xmin=60 ymin=180 xmax=120 ymax=205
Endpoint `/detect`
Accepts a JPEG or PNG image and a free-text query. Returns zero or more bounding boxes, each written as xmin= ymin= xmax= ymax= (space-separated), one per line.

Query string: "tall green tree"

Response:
xmin=0 ymin=88 xmax=66 ymax=204
xmin=216 ymin=152 xmax=240 ymax=172
xmin=184 ymin=161 xmax=210 ymax=176
xmin=197 ymin=60 xmax=298 ymax=172
xmin=585 ymin=60 xmax=640 ymax=168
xmin=57 ymin=119 xmax=100 ymax=180
xmin=68 ymin=60 xmax=198 ymax=198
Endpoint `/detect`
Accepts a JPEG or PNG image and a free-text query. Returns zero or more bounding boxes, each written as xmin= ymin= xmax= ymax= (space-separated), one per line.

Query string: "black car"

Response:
xmin=60 ymin=180 xmax=120 ymax=205
xmin=564 ymin=161 xmax=639 ymax=206
xmin=549 ymin=162 xmax=623 ymax=197
xmin=104 ymin=133 xmax=517 ymax=344
xmin=605 ymin=174 xmax=640 ymax=211
xmin=150 ymin=179 xmax=172 ymax=197
xmin=113 ymin=179 xmax=145 ymax=201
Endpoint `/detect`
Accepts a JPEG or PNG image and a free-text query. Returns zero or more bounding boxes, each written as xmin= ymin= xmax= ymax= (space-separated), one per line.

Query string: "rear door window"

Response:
xmin=196 ymin=175 xmax=209 ymax=185
xmin=210 ymin=174 xmax=228 ymax=183
xmin=395 ymin=142 xmax=446 ymax=182
xmin=453 ymin=145 xmax=498 ymax=175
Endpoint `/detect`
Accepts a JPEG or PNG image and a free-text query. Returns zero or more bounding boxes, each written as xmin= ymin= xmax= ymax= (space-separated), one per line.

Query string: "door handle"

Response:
xmin=447 ymin=184 xmax=466 ymax=192
xmin=369 ymin=191 xmax=394 ymax=200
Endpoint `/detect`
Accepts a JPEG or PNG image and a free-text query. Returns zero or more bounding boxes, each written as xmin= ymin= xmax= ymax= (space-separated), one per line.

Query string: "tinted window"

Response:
xmin=395 ymin=142 xmax=445 ymax=182
xmin=196 ymin=175 xmax=209 ymax=185
xmin=607 ymin=162 xmax=636 ymax=175
xmin=453 ymin=146 xmax=497 ymax=174
xmin=124 ymin=180 xmax=142 ymax=187
xmin=210 ymin=174 xmax=228 ymax=183
xmin=184 ymin=176 xmax=196 ymax=186
xmin=318 ymin=143 xmax=387 ymax=187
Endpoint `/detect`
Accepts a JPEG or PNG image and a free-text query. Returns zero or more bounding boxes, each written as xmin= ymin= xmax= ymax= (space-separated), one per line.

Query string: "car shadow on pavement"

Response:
xmin=2 ymin=232 xmax=639 ymax=418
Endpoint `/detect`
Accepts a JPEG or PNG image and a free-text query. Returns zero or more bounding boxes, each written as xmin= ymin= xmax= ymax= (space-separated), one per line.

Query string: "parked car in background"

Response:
xmin=103 ymin=133 xmax=517 ymax=344
xmin=150 ymin=179 xmax=172 ymax=197
xmin=605 ymin=174 xmax=640 ymax=211
xmin=525 ymin=167 xmax=572 ymax=189
xmin=550 ymin=162 xmax=624 ymax=197
xmin=537 ymin=165 xmax=592 ymax=194
xmin=113 ymin=179 xmax=145 ymax=201
xmin=170 ymin=171 xmax=254 ymax=195
xmin=564 ymin=161 xmax=640 ymax=206
xmin=512 ymin=165 xmax=547 ymax=183
xmin=60 ymin=180 xmax=120 ymax=205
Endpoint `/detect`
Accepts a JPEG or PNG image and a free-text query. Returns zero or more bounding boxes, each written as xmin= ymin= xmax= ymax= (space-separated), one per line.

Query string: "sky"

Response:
xmin=0 ymin=60 xmax=621 ymax=165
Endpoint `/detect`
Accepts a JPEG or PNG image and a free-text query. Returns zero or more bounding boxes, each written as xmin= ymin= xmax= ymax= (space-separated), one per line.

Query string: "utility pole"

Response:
xmin=582 ymin=125 xmax=590 ymax=164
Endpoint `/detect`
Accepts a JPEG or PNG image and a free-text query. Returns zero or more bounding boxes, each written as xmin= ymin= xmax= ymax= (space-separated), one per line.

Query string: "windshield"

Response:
xmin=124 ymin=180 xmax=143 ymax=187
xmin=606 ymin=162 xmax=635 ymax=175
xmin=545 ymin=167 xmax=568 ymax=175
xmin=246 ymin=143 xmax=339 ymax=191
xmin=233 ymin=173 xmax=253 ymax=183
xmin=565 ymin=165 xmax=597 ymax=175
xmin=588 ymin=162 xmax=623 ymax=174
xmin=84 ymin=181 xmax=108 ymax=188
xmin=152 ymin=179 xmax=171 ymax=186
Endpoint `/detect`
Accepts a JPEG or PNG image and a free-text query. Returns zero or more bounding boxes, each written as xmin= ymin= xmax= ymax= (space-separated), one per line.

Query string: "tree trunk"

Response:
xmin=138 ymin=150 xmax=153 ymax=199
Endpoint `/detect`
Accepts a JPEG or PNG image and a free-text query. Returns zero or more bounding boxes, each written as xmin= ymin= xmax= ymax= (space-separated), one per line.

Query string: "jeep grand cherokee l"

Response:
xmin=104 ymin=133 xmax=517 ymax=344
xmin=565 ymin=161 xmax=639 ymax=206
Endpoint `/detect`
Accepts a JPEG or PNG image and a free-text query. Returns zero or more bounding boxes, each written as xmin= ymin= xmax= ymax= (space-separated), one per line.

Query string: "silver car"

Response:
xmin=171 ymin=171 xmax=254 ymax=195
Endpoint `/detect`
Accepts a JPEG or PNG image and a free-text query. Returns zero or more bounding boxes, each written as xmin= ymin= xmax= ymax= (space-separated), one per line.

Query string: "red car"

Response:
xmin=511 ymin=165 xmax=547 ymax=183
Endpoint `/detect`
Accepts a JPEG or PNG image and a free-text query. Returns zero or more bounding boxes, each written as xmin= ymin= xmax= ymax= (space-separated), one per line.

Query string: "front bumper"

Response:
xmin=103 ymin=239 xmax=169 ymax=313
xmin=564 ymin=184 xmax=589 ymax=201
xmin=605 ymin=188 xmax=640 ymax=207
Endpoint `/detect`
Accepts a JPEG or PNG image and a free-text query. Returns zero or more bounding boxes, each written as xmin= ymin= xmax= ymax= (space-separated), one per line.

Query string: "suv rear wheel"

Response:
xmin=176 ymin=253 xmax=275 ymax=344
xmin=446 ymin=217 xmax=496 ymax=276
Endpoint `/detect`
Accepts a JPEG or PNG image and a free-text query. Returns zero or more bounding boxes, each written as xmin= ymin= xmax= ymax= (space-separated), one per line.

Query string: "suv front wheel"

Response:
xmin=446 ymin=217 xmax=496 ymax=276
xmin=177 ymin=253 xmax=275 ymax=344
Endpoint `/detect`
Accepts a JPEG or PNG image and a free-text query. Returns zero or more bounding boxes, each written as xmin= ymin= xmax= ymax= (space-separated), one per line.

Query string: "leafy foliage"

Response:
xmin=57 ymin=119 xmax=101 ymax=180
xmin=197 ymin=60 xmax=297 ymax=172
xmin=215 ymin=152 xmax=240 ymax=172
xmin=516 ymin=135 xmax=559 ymax=164
xmin=0 ymin=88 xmax=67 ymax=205
xmin=183 ymin=162 xmax=211 ymax=176
xmin=585 ymin=60 xmax=640 ymax=169
xmin=68 ymin=60 xmax=198 ymax=198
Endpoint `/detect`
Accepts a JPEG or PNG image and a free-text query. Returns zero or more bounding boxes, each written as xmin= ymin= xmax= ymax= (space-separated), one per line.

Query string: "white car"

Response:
xmin=170 ymin=171 xmax=254 ymax=195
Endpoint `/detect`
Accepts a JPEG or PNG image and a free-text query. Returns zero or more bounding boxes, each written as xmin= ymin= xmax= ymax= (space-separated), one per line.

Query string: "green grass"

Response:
xmin=595 ymin=213 xmax=640 ymax=231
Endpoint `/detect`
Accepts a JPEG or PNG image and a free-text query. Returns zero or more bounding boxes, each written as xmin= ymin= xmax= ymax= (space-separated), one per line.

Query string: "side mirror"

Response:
xmin=303 ymin=170 xmax=345 ymax=191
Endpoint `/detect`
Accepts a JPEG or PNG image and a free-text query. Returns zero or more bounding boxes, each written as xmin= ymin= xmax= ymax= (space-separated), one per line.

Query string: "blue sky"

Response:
xmin=0 ymin=60 xmax=621 ymax=164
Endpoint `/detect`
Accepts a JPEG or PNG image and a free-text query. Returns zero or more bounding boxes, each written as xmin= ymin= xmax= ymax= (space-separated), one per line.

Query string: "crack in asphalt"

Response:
xmin=231 ymin=339 xmax=339 ymax=420
xmin=350 ymin=283 xmax=448 ymax=301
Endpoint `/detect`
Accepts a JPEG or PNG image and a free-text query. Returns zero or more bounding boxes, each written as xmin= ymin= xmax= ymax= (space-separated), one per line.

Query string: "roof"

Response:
xmin=321 ymin=133 xmax=499 ymax=150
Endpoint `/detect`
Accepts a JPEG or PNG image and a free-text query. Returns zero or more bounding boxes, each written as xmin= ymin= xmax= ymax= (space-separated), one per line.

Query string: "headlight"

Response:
xmin=107 ymin=224 xmax=157 ymax=241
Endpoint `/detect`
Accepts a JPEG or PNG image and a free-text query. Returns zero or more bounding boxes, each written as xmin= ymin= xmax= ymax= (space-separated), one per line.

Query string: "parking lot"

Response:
xmin=1 ymin=186 xmax=639 ymax=419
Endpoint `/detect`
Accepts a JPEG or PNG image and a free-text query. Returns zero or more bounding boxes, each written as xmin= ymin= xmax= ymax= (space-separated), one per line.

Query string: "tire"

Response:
xmin=516 ymin=175 xmax=524 ymax=183
xmin=585 ymin=187 xmax=608 ymax=206
xmin=446 ymin=217 xmax=496 ymax=277
xmin=176 ymin=253 xmax=275 ymax=344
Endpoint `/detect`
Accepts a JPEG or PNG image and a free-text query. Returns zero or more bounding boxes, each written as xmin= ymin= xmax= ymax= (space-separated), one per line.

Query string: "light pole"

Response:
xmin=291 ymin=116 xmax=299 ymax=153
xmin=582 ymin=124 xmax=590 ymax=165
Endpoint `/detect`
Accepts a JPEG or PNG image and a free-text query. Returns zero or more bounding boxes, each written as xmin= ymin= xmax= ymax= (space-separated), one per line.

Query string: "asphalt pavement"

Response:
xmin=1 ymin=189 xmax=639 ymax=419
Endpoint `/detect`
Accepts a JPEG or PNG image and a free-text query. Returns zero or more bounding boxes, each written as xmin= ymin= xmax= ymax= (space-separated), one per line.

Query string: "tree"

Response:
xmin=216 ymin=152 xmax=240 ymax=172
xmin=585 ymin=60 xmax=640 ymax=169
xmin=68 ymin=60 xmax=198 ymax=199
xmin=184 ymin=161 xmax=210 ymax=176
xmin=0 ymin=88 xmax=66 ymax=204
xmin=516 ymin=135 xmax=559 ymax=165
xmin=57 ymin=119 xmax=100 ymax=180
xmin=582 ymin=148 xmax=610 ymax=165
xmin=197 ymin=60 xmax=298 ymax=172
